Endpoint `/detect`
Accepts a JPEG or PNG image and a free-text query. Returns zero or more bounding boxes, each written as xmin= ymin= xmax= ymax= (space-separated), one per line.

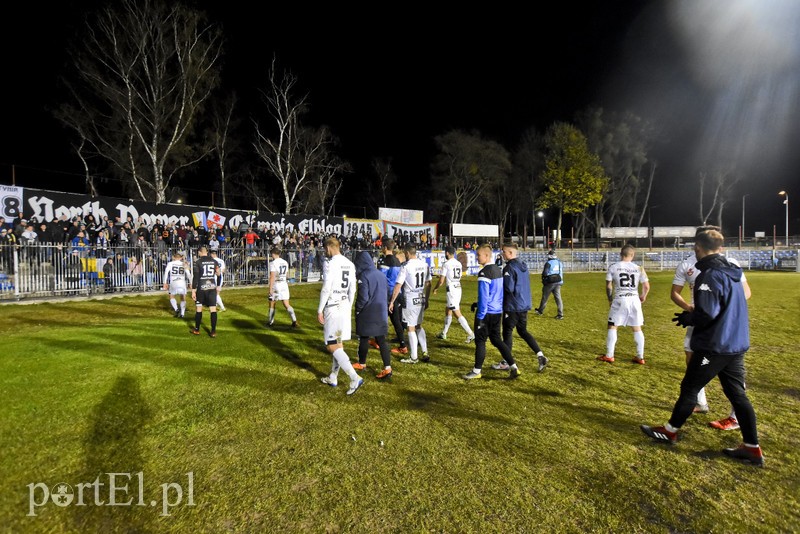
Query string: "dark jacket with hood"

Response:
xmin=503 ymin=258 xmax=533 ymax=312
xmin=355 ymin=251 xmax=389 ymax=337
xmin=686 ymin=254 xmax=749 ymax=355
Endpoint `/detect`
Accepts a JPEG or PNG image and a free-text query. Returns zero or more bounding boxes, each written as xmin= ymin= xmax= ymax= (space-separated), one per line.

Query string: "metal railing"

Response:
xmin=0 ymin=244 xmax=795 ymax=301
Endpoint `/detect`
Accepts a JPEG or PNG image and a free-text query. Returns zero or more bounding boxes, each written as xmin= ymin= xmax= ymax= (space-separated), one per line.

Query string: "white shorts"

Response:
xmin=402 ymin=299 xmax=426 ymax=326
xmin=169 ymin=285 xmax=187 ymax=296
xmin=608 ymin=297 xmax=644 ymax=327
xmin=323 ymin=304 xmax=352 ymax=345
xmin=446 ymin=286 xmax=462 ymax=310
xmin=271 ymin=283 xmax=290 ymax=301
xmin=684 ymin=326 xmax=694 ymax=352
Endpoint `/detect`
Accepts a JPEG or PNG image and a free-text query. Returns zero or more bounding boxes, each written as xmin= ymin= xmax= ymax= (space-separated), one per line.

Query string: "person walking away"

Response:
xmin=598 ymin=245 xmax=649 ymax=364
xmin=535 ymin=249 xmax=564 ymax=319
xmin=353 ymin=251 xmax=393 ymax=379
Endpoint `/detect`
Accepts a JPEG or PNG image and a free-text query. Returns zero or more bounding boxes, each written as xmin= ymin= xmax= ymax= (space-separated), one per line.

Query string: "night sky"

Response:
xmin=2 ymin=1 xmax=798 ymax=237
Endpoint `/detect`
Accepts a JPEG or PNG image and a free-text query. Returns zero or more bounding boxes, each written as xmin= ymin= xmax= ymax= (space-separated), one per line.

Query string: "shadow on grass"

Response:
xmin=70 ymin=374 xmax=153 ymax=531
xmin=395 ymin=386 xmax=517 ymax=427
xmin=238 ymin=320 xmax=321 ymax=379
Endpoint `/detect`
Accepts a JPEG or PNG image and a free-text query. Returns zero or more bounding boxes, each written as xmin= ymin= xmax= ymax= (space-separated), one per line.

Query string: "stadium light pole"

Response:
xmin=742 ymin=194 xmax=748 ymax=245
xmin=537 ymin=211 xmax=544 ymax=248
xmin=779 ymin=191 xmax=789 ymax=246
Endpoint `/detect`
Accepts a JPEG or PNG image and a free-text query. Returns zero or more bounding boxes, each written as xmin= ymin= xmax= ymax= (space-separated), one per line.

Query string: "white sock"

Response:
xmin=633 ymin=331 xmax=645 ymax=357
xmin=180 ymin=301 xmax=186 ymax=315
xmin=333 ymin=348 xmax=358 ymax=381
xmin=417 ymin=328 xmax=428 ymax=352
xmin=329 ymin=355 xmax=340 ymax=380
xmin=287 ymin=306 xmax=297 ymax=322
xmin=269 ymin=308 xmax=276 ymax=322
xmin=408 ymin=331 xmax=418 ymax=360
xmin=510 ymin=363 xmax=518 ymax=370
xmin=537 ymin=351 xmax=544 ymax=357
xmin=473 ymin=368 xmax=482 ymax=374
xmin=697 ymin=387 xmax=708 ymax=406
xmin=665 ymin=422 xmax=678 ymax=433
xmin=606 ymin=329 xmax=618 ymax=358
xmin=170 ymin=297 xmax=177 ymax=311
xmin=443 ymin=315 xmax=452 ymax=334
xmin=730 ymin=409 xmax=737 ymax=421
xmin=217 ymin=295 xmax=224 ymax=308
xmin=458 ymin=316 xmax=474 ymax=337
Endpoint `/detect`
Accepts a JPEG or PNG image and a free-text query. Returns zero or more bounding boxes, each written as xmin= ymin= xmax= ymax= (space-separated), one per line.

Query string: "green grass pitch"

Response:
xmin=1 ymin=271 xmax=798 ymax=532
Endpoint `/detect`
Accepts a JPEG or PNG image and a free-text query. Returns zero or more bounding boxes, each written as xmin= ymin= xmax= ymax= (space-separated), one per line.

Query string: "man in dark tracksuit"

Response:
xmin=378 ymin=239 xmax=406 ymax=353
xmin=491 ymin=243 xmax=549 ymax=373
xmin=641 ymin=230 xmax=763 ymax=467
xmin=353 ymin=251 xmax=393 ymax=379
xmin=464 ymin=244 xmax=519 ymax=380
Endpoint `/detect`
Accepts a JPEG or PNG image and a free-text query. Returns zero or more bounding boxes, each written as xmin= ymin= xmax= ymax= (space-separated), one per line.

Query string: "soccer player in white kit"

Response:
xmin=210 ymin=250 xmax=227 ymax=311
xmin=268 ymin=247 xmax=298 ymax=327
xmin=317 ymin=237 xmax=363 ymax=395
xmin=432 ymin=246 xmax=474 ymax=342
xmin=389 ymin=245 xmax=432 ymax=364
xmin=162 ymin=251 xmax=191 ymax=318
xmin=598 ymin=244 xmax=650 ymax=364
xmin=672 ymin=226 xmax=752 ymax=428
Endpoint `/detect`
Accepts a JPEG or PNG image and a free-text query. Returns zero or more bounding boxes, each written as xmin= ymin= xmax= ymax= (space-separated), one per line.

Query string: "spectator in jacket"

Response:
xmin=463 ymin=244 xmax=519 ymax=380
xmin=103 ymin=257 xmax=114 ymax=293
xmin=353 ymin=251 xmax=393 ymax=379
xmin=641 ymin=230 xmax=764 ymax=467
xmin=491 ymin=243 xmax=549 ymax=373
xmin=535 ymin=249 xmax=564 ymax=319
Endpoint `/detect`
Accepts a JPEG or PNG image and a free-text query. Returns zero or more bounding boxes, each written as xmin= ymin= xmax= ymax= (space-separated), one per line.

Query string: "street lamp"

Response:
xmin=779 ymin=191 xmax=789 ymax=246
xmin=537 ymin=211 xmax=545 ymax=248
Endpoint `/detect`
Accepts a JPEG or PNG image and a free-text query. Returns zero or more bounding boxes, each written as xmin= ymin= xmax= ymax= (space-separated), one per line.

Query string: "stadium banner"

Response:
xmin=652 ymin=226 xmax=698 ymax=238
xmin=21 ymin=188 xmax=344 ymax=235
xmin=343 ymin=218 xmax=383 ymax=240
xmin=451 ymin=223 xmax=500 ymax=238
xmin=383 ymin=221 xmax=438 ymax=243
xmin=379 ymin=207 xmax=423 ymax=224
xmin=599 ymin=227 xmax=649 ymax=239
xmin=0 ymin=185 xmax=23 ymax=220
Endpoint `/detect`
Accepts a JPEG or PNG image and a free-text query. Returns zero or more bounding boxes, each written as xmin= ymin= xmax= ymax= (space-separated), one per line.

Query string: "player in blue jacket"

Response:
xmin=491 ymin=243 xmax=549 ymax=372
xmin=463 ymin=244 xmax=519 ymax=380
xmin=377 ymin=239 xmax=406 ymax=353
xmin=641 ymin=230 xmax=763 ymax=467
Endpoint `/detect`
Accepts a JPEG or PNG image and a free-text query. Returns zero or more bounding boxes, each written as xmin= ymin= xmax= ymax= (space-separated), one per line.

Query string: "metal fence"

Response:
xmin=0 ymin=244 xmax=796 ymax=301
xmin=0 ymin=244 xmax=325 ymax=301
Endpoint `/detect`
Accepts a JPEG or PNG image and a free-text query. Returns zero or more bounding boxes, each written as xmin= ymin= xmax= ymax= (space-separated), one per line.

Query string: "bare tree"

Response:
xmin=254 ymin=58 xmax=334 ymax=215
xmin=698 ymin=168 xmax=739 ymax=227
xmin=301 ymin=127 xmax=351 ymax=216
xmin=366 ymin=157 xmax=397 ymax=213
xmin=58 ymin=0 xmax=223 ymax=203
xmin=209 ymin=93 xmax=241 ymax=209
xmin=431 ymin=130 xmax=511 ymax=225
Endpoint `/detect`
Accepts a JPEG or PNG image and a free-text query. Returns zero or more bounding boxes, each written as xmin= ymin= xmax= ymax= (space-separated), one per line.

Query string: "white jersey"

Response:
xmin=270 ymin=257 xmax=289 ymax=284
xmin=441 ymin=257 xmax=464 ymax=290
xmin=270 ymin=256 xmax=290 ymax=300
xmin=673 ymin=253 xmax=746 ymax=305
xmin=318 ymin=253 xmax=356 ymax=313
xmin=606 ymin=261 xmax=648 ymax=299
xmin=396 ymin=257 xmax=431 ymax=305
xmin=164 ymin=260 xmax=190 ymax=291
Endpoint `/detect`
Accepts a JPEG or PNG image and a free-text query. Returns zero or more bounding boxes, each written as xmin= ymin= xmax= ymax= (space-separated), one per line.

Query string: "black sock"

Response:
xmin=195 ymin=312 xmax=202 ymax=329
xmin=211 ymin=311 xmax=217 ymax=331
